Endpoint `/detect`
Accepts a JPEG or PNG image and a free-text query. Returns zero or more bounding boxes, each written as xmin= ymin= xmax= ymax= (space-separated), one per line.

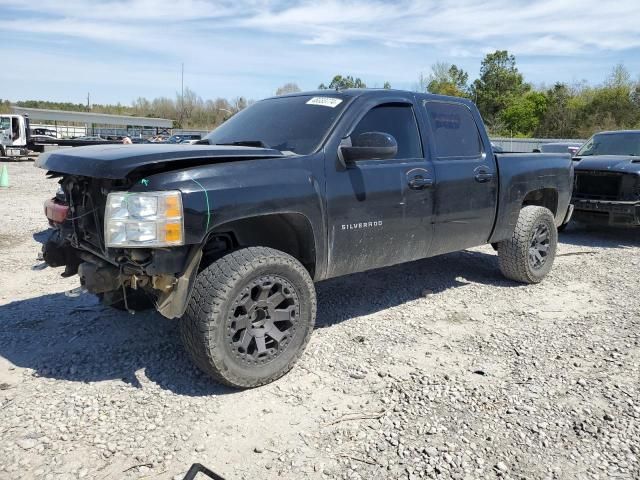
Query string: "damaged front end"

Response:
xmin=41 ymin=174 xmax=201 ymax=318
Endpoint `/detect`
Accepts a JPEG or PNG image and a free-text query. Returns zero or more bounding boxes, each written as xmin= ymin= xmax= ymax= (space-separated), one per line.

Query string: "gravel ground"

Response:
xmin=0 ymin=161 xmax=638 ymax=480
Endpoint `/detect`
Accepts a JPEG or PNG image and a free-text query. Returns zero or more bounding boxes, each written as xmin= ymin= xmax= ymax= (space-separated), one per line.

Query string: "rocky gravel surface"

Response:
xmin=0 ymin=161 xmax=638 ymax=480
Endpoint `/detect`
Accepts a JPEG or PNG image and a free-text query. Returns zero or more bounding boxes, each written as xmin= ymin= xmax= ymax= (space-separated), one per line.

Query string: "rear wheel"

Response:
xmin=497 ymin=206 xmax=558 ymax=284
xmin=180 ymin=247 xmax=316 ymax=388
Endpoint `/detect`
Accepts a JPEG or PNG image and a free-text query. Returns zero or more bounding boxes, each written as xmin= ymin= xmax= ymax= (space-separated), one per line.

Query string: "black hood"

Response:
xmin=36 ymin=144 xmax=285 ymax=179
xmin=574 ymin=155 xmax=640 ymax=175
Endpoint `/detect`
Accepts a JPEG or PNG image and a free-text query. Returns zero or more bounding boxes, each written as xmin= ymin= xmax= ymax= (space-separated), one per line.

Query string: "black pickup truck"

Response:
xmin=571 ymin=130 xmax=640 ymax=226
xmin=37 ymin=89 xmax=574 ymax=388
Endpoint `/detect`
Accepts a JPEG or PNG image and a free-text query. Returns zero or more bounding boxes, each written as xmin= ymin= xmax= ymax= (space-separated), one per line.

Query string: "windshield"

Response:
xmin=0 ymin=117 xmax=9 ymax=131
xmin=577 ymin=132 xmax=640 ymax=156
xmin=204 ymin=94 xmax=349 ymax=155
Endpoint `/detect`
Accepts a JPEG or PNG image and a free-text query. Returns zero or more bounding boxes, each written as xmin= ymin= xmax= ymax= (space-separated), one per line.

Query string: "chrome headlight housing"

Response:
xmin=104 ymin=191 xmax=184 ymax=247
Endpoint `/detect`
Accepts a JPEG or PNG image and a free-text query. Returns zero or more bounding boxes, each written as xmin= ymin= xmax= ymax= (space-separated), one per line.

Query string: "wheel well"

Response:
xmin=200 ymin=213 xmax=317 ymax=278
xmin=522 ymin=188 xmax=558 ymax=216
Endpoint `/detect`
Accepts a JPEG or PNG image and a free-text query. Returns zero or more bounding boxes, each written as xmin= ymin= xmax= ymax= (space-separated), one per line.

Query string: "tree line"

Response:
xmin=0 ymin=91 xmax=251 ymax=131
xmin=419 ymin=51 xmax=640 ymax=138
xmin=2 ymin=50 xmax=639 ymax=138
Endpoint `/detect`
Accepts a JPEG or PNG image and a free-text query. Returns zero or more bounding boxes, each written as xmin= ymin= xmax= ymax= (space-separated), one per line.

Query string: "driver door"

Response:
xmin=325 ymin=100 xmax=435 ymax=277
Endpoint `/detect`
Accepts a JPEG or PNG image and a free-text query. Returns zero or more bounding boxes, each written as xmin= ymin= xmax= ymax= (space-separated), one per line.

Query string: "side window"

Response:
xmin=351 ymin=104 xmax=422 ymax=159
xmin=11 ymin=118 xmax=20 ymax=140
xmin=424 ymin=101 xmax=482 ymax=158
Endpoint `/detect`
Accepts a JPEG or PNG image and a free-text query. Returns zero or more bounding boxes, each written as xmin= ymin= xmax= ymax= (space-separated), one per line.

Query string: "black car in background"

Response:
xmin=571 ymin=130 xmax=640 ymax=226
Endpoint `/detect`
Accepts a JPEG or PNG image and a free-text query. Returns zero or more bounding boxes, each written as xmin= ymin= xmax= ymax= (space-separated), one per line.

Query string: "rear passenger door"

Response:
xmin=422 ymin=100 xmax=498 ymax=255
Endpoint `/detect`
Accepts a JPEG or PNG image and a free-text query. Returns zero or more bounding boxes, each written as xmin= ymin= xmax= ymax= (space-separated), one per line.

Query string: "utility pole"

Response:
xmin=87 ymin=92 xmax=92 ymax=135
xmin=180 ymin=63 xmax=184 ymax=126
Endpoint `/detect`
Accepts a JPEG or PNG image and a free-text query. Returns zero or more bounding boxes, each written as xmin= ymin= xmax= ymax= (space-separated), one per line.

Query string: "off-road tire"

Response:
xmin=180 ymin=247 xmax=316 ymax=388
xmin=497 ymin=206 xmax=558 ymax=284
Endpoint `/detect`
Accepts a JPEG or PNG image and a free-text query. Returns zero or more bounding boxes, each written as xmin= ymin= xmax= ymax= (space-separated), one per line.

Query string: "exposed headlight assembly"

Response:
xmin=104 ymin=191 xmax=184 ymax=247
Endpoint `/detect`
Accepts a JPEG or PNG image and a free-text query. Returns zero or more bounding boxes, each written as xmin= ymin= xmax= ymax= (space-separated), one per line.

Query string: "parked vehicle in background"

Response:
xmin=571 ymin=130 xmax=640 ymax=226
xmin=30 ymin=134 xmax=60 ymax=143
xmin=73 ymin=136 xmax=106 ymax=141
xmin=0 ymin=114 xmax=30 ymax=157
xmin=31 ymin=127 xmax=59 ymax=138
xmin=534 ymin=142 xmax=583 ymax=156
xmin=166 ymin=134 xmax=202 ymax=144
xmin=0 ymin=114 xmax=138 ymax=156
xmin=37 ymin=89 xmax=574 ymax=388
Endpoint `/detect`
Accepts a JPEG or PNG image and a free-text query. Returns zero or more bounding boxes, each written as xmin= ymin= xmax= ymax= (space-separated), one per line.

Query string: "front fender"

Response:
xmin=130 ymin=154 xmax=328 ymax=278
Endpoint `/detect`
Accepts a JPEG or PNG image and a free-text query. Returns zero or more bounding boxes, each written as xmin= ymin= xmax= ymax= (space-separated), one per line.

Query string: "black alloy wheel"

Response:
xmin=227 ymin=275 xmax=299 ymax=365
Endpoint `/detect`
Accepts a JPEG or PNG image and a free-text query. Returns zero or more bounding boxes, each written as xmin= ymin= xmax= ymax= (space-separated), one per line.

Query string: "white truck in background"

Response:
xmin=0 ymin=114 xmax=122 ymax=159
xmin=0 ymin=114 xmax=30 ymax=158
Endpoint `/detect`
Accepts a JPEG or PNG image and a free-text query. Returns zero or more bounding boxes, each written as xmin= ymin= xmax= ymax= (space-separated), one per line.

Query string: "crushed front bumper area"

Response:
xmin=42 ymin=229 xmax=202 ymax=318
xmin=572 ymin=199 xmax=640 ymax=226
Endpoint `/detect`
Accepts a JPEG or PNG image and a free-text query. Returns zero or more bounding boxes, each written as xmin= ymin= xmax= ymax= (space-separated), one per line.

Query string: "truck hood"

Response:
xmin=574 ymin=155 xmax=640 ymax=175
xmin=36 ymin=144 xmax=286 ymax=179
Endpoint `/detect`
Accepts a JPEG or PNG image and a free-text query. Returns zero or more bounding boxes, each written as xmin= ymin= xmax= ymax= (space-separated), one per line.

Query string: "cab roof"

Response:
xmin=267 ymin=88 xmax=476 ymax=107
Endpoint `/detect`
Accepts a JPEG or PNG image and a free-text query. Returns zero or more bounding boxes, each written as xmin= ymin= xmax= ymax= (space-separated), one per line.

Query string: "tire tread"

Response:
xmin=180 ymin=247 xmax=316 ymax=388
xmin=497 ymin=206 xmax=557 ymax=284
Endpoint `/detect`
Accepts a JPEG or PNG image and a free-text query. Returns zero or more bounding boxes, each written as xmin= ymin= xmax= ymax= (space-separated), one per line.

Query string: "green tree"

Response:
xmin=471 ymin=50 xmax=529 ymax=125
xmin=383 ymin=81 xmax=392 ymax=89
xmin=582 ymin=65 xmax=638 ymax=129
xmin=0 ymin=99 xmax=11 ymax=114
xmin=534 ymin=83 xmax=576 ymax=138
xmin=318 ymin=75 xmax=366 ymax=90
xmin=499 ymin=91 xmax=547 ymax=136
xmin=426 ymin=62 xmax=469 ymax=97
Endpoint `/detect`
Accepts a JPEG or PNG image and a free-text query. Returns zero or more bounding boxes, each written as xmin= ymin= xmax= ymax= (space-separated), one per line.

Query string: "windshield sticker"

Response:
xmin=306 ymin=97 xmax=343 ymax=108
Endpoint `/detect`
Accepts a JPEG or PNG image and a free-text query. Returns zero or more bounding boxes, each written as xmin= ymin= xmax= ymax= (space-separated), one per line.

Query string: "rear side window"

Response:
xmin=424 ymin=101 xmax=482 ymax=158
xmin=351 ymin=104 xmax=422 ymax=159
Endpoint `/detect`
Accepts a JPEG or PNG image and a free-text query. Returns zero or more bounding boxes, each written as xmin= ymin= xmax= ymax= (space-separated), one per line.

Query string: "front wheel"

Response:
xmin=497 ymin=206 xmax=558 ymax=284
xmin=180 ymin=247 xmax=316 ymax=388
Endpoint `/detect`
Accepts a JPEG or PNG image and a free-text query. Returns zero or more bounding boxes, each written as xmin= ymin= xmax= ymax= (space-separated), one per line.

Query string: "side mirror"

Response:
xmin=340 ymin=132 xmax=398 ymax=163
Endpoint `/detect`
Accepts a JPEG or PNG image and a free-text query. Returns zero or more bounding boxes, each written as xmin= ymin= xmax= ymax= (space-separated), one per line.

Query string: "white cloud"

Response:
xmin=1 ymin=0 xmax=639 ymax=102
xmin=2 ymin=0 xmax=640 ymax=55
xmin=0 ymin=0 xmax=237 ymax=22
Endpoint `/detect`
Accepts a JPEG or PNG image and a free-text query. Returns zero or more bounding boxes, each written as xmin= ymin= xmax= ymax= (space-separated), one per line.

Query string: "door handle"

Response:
xmin=474 ymin=169 xmax=494 ymax=183
xmin=408 ymin=175 xmax=433 ymax=190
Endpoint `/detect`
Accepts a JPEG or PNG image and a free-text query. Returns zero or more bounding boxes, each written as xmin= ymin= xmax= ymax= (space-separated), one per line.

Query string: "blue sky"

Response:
xmin=1 ymin=0 xmax=640 ymax=105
